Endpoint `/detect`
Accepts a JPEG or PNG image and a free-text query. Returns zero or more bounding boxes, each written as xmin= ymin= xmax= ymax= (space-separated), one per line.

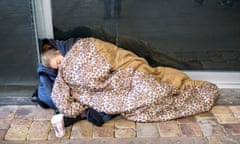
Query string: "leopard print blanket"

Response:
xmin=51 ymin=38 xmax=219 ymax=122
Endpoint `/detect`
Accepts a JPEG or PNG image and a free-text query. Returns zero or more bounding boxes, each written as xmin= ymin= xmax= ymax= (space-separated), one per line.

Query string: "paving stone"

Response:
xmin=221 ymin=136 xmax=240 ymax=144
xmin=177 ymin=116 xmax=196 ymax=123
xmin=214 ymin=114 xmax=240 ymax=124
xmin=0 ymin=119 xmax=12 ymax=129
xmin=11 ymin=118 xmax=32 ymax=128
xmin=229 ymin=136 xmax=240 ymax=143
xmin=157 ymin=120 xmax=180 ymax=137
xmin=115 ymin=118 xmax=135 ymax=129
xmin=136 ymin=123 xmax=159 ymax=137
xmin=93 ymin=125 xmax=114 ymax=138
xmin=0 ymin=105 xmax=18 ymax=119
xmin=211 ymin=106 xmax=232 ymax=115
xmin=34 ymin=106 xmax=55 ymax=120
xmin=0 ymin=130 xmax=6 ymax=140
xmin=179 ymin=123 xmax=203 ymax=136
xmin=197 ymin=118 xmax=225 ymax=136
xmin=195 ymin=112 xmax=214 ymax=120
xmin=210 ymin=135 xmax=240 ymax=144
xmin=207 ymin=136 xmax=223 ymax=144
xmin=139 ymin=137 xmax=210 ymax=144
xmin=27 ymin=120 xmax=51 ymax=140
xmin=15 ymin=105 xmax=36 ymax=119
xmin=115 ymin=128 xmax=136 ymax=138
xmin=222 ymin=124 xmax=240 ymax=135
xmin=48 ymin=126 xmax=72 ymax=140
xmin=229 ymin=106 xmax=240 ymax=118
xmin=71 ymin=120 xmax=93 ymax=139
xmin=217 ymin=89 xmax=240 ymax=105
xmin=4 ymin=125 xmax=29 ymax=141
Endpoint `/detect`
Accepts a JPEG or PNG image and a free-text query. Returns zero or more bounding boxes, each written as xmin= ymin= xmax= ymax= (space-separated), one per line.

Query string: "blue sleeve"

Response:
xmin=48 ymin=38 xmax=77 ymax=56
xmin=56 ymin=38 xmax=76 ymax=56
xmin=38 ymin=75 xmax=57 ymax=109
xmin=55 ymin=40 xmax=66 ymax=56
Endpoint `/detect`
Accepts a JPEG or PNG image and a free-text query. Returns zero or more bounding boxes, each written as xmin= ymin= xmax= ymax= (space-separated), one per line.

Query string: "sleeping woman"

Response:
xmin=51 ymin=37 xmax=219 ymax=122
xmin=37 ymin=39 xmax=115 ymax=126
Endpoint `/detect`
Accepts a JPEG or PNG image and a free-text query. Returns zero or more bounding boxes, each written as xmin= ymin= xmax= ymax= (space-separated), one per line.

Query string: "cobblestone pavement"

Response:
xmin=0 ymin=105 xmax=240 ymax=144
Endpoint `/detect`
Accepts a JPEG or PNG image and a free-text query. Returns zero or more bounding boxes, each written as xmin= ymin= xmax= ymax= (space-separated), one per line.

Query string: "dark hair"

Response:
xmin=41 ymin=39 xmax=56 ymax=53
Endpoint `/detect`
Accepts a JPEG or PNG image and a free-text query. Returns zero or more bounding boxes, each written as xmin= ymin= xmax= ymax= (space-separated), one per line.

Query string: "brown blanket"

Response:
xmin=51 ymin=37 xmax=219 ymax=122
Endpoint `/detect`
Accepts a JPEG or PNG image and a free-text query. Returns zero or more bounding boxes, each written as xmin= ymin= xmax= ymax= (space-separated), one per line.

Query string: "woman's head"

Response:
xmin=41 ymin=44 xmax=64 ymax=69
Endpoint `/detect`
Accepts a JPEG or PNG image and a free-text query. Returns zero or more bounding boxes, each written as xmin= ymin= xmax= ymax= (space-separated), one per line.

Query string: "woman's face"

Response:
xmin=49 ymin=52 xmax=64 ymax=69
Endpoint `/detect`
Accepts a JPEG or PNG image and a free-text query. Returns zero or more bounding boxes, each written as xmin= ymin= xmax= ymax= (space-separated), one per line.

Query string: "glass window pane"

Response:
xmin=52 ymin=0 xmax=240 ymax=71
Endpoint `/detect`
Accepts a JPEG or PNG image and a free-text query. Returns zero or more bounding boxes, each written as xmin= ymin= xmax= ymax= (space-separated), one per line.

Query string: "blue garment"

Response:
xmin=37 ymin=64 xmax=58 ymax=109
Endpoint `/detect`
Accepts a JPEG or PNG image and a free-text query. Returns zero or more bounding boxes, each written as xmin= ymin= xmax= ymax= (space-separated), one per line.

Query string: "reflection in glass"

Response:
xmin=104 ymin=0 xmax=122 ymax=19
xmin=52 ymin=0 xmax=240 ymax=71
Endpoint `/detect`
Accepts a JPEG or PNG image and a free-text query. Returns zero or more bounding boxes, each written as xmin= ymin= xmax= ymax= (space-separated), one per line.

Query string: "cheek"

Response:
xmin=57 ymin=56 xmax=64 ymax=65
xmin=59 ymin=55 xmax=64 ymax=62
xmin=49 ymin=59 xmax=58 ymax=69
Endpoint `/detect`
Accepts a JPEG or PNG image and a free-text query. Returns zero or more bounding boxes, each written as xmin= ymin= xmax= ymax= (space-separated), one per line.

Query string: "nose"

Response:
xmin=56 ymin=59 xmax=62 ymax=68
xmin=57 ymin=59 xmax=62 ymax=64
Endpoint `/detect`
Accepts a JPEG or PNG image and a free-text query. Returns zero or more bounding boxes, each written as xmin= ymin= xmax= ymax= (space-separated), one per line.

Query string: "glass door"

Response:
xmin=0 ymin=0 xmax=38 ymax=100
